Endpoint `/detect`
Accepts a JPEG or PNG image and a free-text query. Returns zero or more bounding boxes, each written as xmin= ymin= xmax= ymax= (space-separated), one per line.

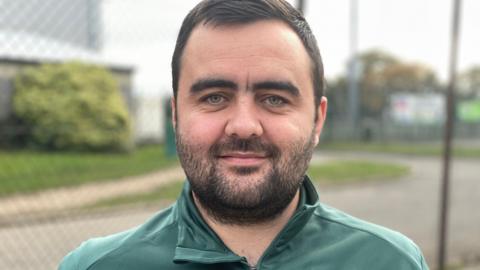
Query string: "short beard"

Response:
xmin=176 ymin=133 xmax=315 ymax=226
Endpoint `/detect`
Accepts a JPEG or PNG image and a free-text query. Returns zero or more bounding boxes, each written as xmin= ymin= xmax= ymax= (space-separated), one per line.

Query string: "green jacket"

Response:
xmin=59 ymin=177 xmax=429 ymax=269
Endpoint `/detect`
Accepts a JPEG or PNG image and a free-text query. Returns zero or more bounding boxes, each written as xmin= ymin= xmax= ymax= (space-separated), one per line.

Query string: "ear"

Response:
xmin=313 ymin=96 xmax=328 ymax=146
xmin=171 ymin=97 xmax=177 ymax=133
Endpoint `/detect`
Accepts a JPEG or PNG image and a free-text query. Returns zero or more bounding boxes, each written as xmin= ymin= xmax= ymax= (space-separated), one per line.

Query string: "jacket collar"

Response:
xmin=173 ymin=176 xmax=319 ymax=264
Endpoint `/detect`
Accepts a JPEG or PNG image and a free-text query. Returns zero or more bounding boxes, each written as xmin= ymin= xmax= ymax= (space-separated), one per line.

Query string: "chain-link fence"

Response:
xmin=1 ymin=1 xmax=480 ymax=269
xmin=0 ymin=1 xmax=183 ymax=269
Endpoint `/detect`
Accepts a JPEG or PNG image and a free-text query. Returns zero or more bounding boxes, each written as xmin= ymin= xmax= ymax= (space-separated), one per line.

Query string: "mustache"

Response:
xmin=209 ymin=137 xmax=280 ymax=158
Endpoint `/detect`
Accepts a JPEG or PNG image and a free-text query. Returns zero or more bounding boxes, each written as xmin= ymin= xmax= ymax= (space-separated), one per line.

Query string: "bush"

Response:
xmin=13 ymin=62 xmax=132 ymax=151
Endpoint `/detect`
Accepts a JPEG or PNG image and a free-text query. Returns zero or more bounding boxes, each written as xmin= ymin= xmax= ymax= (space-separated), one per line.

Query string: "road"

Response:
xmin=0 ymin=152 xmax=479 ymax=269
xmin=315 ymin=152 xmax=480 ymax=269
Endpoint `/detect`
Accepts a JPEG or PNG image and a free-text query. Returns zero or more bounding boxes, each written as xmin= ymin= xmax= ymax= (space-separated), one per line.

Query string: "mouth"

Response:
xmin=217 ymin=152 xmax=269 ymax=167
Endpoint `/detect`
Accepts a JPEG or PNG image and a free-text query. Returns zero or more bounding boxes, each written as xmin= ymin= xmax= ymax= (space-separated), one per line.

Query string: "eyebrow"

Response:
xmin=189 ymin=78 xmax=300 ymax=97
xmin=252 ymin=81 xmax=300 ymax=97
xmin=190 ymin=79 xmax=238 ymax=93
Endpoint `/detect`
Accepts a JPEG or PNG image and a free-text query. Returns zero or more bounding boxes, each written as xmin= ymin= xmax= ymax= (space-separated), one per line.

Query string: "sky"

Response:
xmin=102 ymin=0 xmax=480 ymax=97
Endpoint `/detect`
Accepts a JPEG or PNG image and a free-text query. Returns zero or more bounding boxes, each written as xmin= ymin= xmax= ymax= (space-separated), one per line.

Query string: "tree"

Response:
xmin=458 ymin=66 xmax=480 ymax=98
xmin=358 ymin=49 xmax=399 ymax=78
xmin=378 ymin=63 xmax=439 ymax=93
xmin=356 ymin=49 xmax=439 ymax=117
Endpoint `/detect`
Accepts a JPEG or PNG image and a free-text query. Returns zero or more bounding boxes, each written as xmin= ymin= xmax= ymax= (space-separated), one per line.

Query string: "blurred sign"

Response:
xmin=458 ymin=100 xmax=480 ymax=123
xmin=390 ymin=93 xmax=445 ymax=124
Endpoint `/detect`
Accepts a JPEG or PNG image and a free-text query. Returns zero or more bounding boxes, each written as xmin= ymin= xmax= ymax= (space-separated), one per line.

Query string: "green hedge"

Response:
xmin=13 ymin=62 xmax=132 ymax=151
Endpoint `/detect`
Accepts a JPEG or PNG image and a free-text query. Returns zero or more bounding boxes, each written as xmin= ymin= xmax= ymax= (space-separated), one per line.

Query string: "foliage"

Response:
xmin=358 ymin=49 xmax=399 ymax=77
xmin=378 ymin=63 xmax=438 ymax=93
xmin=357 ymin=49 xmax=440 ymax=117
xmin=458 ymin=66 xmax=480 ymax=98
xmin=13 ymin=61 xmax=132 ymax=151
xmin=0 ymin=144 xmax=178 ymax=196
xmin=328 ymin=49 xmax=440 ymax=120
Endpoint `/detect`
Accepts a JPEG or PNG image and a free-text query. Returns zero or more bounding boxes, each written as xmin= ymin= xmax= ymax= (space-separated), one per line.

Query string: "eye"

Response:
xmin=204 ymin=94 xmax=226 ymax=105
xmin=264 ymin=95 xmax=287 ymax=107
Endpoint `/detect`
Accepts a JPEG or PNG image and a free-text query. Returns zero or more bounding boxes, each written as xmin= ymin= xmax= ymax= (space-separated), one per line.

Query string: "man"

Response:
xmin=60 ymin=0 xmax=429 ymax=269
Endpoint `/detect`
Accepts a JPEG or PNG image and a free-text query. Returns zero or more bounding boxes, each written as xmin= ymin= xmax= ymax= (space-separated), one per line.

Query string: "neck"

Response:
xmin=192 ymin=191 xmax=300 ymax=267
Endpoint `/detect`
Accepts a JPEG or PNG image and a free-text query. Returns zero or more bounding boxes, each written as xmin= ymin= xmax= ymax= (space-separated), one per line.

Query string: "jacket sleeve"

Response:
xmin=416 ymin=243 xmax=430 ymax=270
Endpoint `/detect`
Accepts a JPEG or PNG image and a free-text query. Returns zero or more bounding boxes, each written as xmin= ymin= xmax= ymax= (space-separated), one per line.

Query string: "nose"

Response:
xmin=224 ymin=97 xmax=264 ymax=139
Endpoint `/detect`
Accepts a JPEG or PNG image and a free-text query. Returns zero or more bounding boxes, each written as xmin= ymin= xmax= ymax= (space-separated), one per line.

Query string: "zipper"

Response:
xmin=240 ymin=257 xmax=258 ymax=270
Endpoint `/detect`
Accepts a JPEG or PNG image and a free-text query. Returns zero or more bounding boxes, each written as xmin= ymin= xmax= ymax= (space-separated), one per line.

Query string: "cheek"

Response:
xmin=178 ymin=113 xmax=225 ymax=145
xmin=263 ymin=115 xmax=314 ymax=145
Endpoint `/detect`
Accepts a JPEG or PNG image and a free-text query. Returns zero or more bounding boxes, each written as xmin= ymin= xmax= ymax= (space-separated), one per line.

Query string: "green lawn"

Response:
xmin=308 ymin=160 xmax=409 ymax=184
xmin=321 ymin=142 xmax=480 ymax=158
xmin=89 ymin=160 xmax=409 ymax=209
xmin=0 ymin=145 xmax=178 ymax=196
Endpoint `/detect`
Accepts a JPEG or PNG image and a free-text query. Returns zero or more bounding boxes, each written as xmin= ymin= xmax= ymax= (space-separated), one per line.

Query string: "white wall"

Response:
xmin=133 ymin=95 xmax=166 ymax=143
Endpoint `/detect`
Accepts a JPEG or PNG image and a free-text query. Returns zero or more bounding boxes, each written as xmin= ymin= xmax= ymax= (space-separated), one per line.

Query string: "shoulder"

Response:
xmin=310 ymin=203 xmax=428 ymax=269
xmin=59 ymin=205 xmax=178 ymax=270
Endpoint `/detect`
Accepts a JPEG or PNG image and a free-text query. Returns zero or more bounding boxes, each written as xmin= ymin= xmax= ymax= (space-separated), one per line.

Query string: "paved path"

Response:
xmin=0 ymin=166 xmax=185 ymax=224
xmin=0 ymin=152 xmax=479 ymax=269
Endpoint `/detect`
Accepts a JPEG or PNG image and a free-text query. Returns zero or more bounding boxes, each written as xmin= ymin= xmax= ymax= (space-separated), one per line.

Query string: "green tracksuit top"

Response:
xmin=59 ymin=177 xmax=429 ymax=270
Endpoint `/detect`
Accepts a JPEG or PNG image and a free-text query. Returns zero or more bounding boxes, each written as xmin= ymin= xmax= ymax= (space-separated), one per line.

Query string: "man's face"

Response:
xmin=174 ymin=20 xmax=327 ymax=224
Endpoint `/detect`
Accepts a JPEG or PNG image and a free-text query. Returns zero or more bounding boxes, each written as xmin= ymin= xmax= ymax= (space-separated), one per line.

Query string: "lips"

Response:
xmin=218 ymin=152 xmax=268 ymax=166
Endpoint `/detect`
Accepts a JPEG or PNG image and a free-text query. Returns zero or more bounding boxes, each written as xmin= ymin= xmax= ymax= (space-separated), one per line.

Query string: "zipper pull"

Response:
xmin=240 ymin=256 xmax=258 ymax=270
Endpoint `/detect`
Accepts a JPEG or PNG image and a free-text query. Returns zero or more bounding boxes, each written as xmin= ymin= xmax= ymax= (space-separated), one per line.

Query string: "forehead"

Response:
xmin=185 ymin=20 xmax=308 ymax=59
xmin=179 ymin=20 xmax=312 ymax=90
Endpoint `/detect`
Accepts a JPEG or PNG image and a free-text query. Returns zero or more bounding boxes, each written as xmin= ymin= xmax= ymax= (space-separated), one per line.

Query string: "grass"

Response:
xmin=0 ymin=145 xmax=178 ymax=196
xmin=308 ymin=160 xmax=409 ymax=185
xmin=321 ymin=142 xmax=480 ymax=158
xmin=88 ymin=180 xmax=184 ymax=209
xmin=88 ymin=160 xmax=409 ymax=209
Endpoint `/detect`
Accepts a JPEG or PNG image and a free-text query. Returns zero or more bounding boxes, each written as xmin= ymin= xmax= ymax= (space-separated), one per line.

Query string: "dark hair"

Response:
xmin=171 ymin=0 xmax=325 ymax=110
